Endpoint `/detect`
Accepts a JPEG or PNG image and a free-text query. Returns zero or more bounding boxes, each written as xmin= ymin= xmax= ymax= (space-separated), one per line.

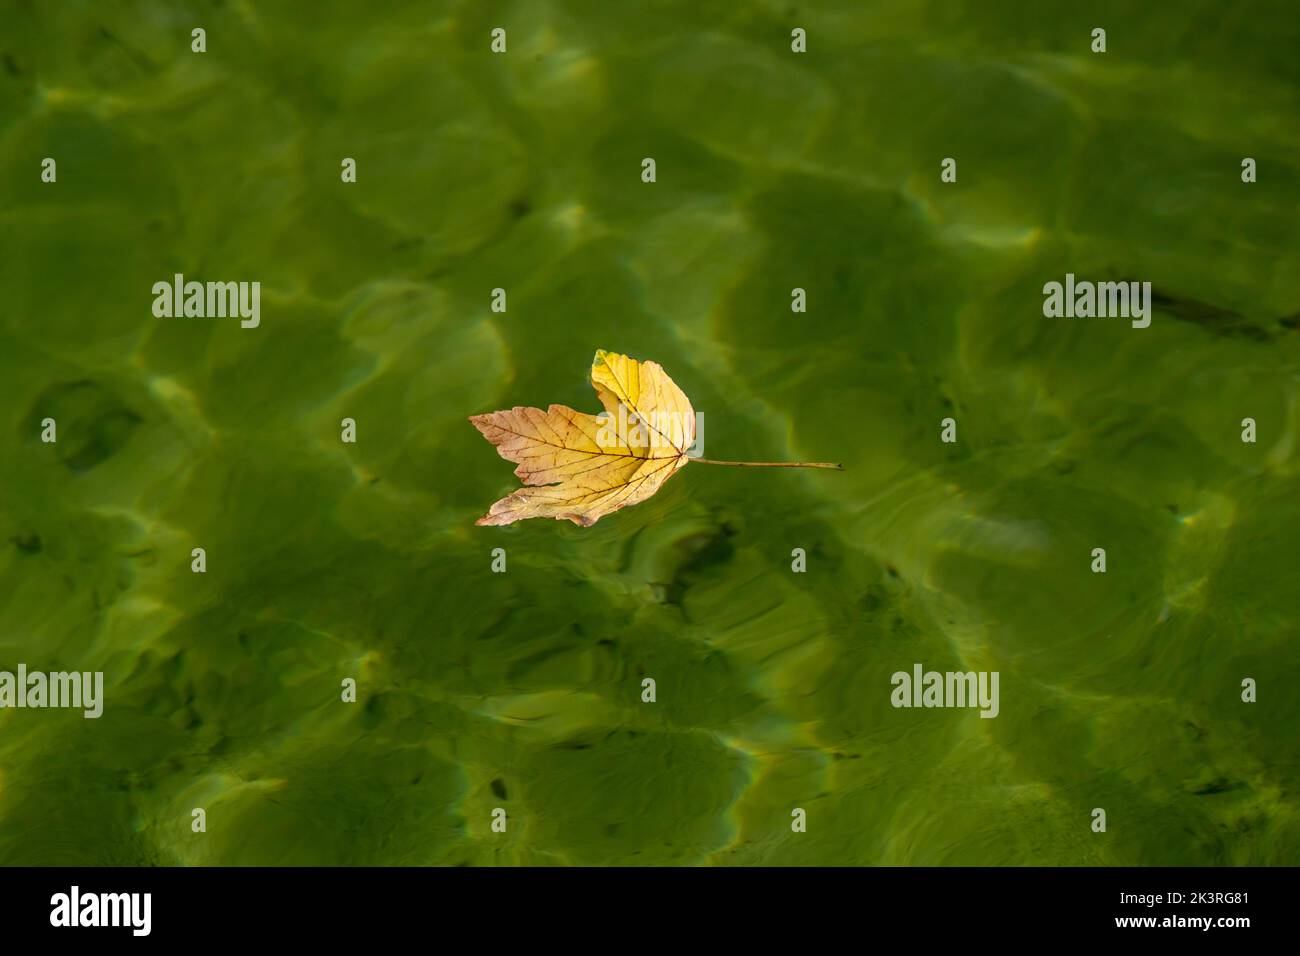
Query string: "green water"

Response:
xmin=1 ymin=1 xmax=1298 ymax=866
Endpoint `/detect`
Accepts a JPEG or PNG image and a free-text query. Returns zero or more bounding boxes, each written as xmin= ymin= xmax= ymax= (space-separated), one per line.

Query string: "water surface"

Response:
xmin=1 ymin=0 xmax=1298 ymax=865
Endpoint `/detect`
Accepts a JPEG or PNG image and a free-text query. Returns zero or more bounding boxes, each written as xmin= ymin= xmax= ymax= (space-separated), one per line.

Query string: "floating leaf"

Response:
xmin=469 ymin=350 xmax=841 ymax=526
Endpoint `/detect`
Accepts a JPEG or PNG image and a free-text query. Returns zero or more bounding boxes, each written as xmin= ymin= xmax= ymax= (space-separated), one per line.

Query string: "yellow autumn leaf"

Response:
xmin=469 ymin=350 xmax=841 ymax=527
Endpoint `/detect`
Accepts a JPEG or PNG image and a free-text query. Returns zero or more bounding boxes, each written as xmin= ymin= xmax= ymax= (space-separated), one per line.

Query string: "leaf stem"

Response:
xmin=689 ymin=458 xmax=843 ymax=470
